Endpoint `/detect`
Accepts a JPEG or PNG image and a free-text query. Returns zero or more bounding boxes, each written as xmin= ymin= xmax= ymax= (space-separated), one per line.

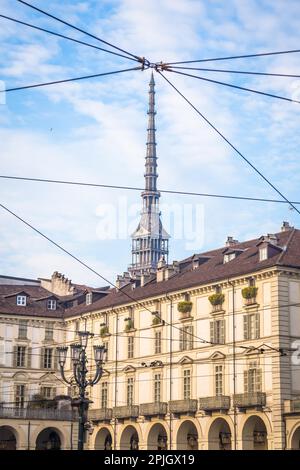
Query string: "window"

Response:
xmin=210 ymin=320 xmax=225 ymax=344
xmin=18 ymin=320 xmax=28 ymax=339
xmin=47 ymin=299 xmax=57 ymax=310
xmin=45 ymin=322 xmax=54 ymax=341
xmin=103 ymin=341 xmax=109 ymax=360
xmin=244 ymin=361 xmax=262 ymax=393
xmin=74 ymin=321 xmax=80 ymax=339
xmin=128 ymin=336 xmax=134 ymax=359
xmin=43 ymin=348 xmax=53 ymax=369
xmin=179 ymin=325 xmax=194 ymax=351
xmin=15 ymin=384 xmax=26 ymax=408
xmin=101 ymin=381 xmax=108 ymax=408
xmin=154 ymin=331 xmax=162 ymax=354
xmin=41 ymin=386 xmax=56 ymax=399
xmin=224 ymin=253 xmax=236 ymax=263
xmin=17 ymin=295 xmax=27 ymax=306
xmin=183 ymin=369 xmax=191 ymax=400
xmin=16 ymin=346 xmax=26 ymax=367
xmin=86 ymin=293 xmax=92 ymax=305
xmin=243 ymin=314 xmax=260 ymax=340
xmin=259 ymin=246 xmax=268 ymax=262
xmin=127 ymin=377 xmax=134 ymax=406
xmin=215 ymin=365 xmax=223 ymax=396
xmin=154 ymin=373 xmax=161 ymax=402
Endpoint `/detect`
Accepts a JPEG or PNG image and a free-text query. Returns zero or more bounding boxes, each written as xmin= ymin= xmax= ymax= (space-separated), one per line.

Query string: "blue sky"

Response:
xmin=1 ymin=0 xmax=300 ymax=286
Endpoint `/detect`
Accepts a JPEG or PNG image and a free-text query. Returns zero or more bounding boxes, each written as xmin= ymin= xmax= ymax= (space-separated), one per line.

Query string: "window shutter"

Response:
xmin=13 ymin=346 xmax=17 ymax=368
xmin=40 ymin=348 xmax=44 ymax=369
xmin=27 ymin=347 xmax=32 ymax=368
xmin=256 ymin=368 xmax=262 ymax=392
xmin=243 ymin=316 xmax=249 ymax=340
xmin=255 ymin=314 xmax=260 ymax=339
xmin=244 ymin=370 xmax=249 ymax=393
xmin=188 ymin=326 xmax=193 ymax=350
xmin=210 ymin=322 xmax=215 ymax=344
xmin=220 ymin=320 xmax=225 ymax=344
xmin=54 ymin=350 xmax=59 ymax=370
xmin=179 ymin=328 xmax=184 ymax=351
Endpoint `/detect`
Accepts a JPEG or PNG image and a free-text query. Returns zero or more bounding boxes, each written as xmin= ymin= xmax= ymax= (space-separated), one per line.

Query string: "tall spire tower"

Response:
xmin=129 ymin=72 xmax=169 ymax=276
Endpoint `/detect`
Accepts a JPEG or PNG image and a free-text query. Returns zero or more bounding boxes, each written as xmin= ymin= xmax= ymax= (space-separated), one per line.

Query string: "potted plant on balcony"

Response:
xmin=124 ymin=318 xmax=134 ymax=332
xmin=100 ymin=324 xmax=109 ymax=337
xmin=208 ymin=293 xmax=225 ymax=312
xmin=177 ymin=301 xmax=193 ymax=319
xmin=242 ymin=286 xmax=258 ymax=305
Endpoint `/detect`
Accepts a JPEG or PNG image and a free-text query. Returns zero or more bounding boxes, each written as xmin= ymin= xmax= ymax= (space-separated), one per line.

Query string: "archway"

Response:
xmin=242 ymin=415 xmax=268 ymax=450
xmin=291 ymin=425 xmax=300 ymax=450
xmin=35 ymin=428 xmax=61 ymax=450
xmin=94 ymin=427 xmax=113 ymax=450
xmin=176 ymin=420 xmax=198 ymax=450
xmin=147 ymin=423 xmax=168 ymax=450
xmin=208 ymin=418 xmax=232 ymax=450
xmin=0 ymin=426 xmax=17 ymax=450
xmin=120 ymin=425 xmax=139 ymax=450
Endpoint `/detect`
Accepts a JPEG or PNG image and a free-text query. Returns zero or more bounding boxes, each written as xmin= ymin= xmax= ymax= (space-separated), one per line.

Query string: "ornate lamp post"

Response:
xmin=57 ymin=331 xmax=107 ymax=450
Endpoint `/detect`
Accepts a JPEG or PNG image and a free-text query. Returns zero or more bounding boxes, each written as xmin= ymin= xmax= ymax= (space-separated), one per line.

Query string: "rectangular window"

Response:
xmin=183 ymin=369 xmax=191 ymax=400
xmin=244 ymin=361 xmax=262 ymax=393
xmin=154 ymin=373 xmax=161 ymax=402
xmin=17 ymin=346 xmax=26 ymax=367
xmin=47 ymin=299 xmax=57 ymax=310
xmin=45 ymin=322 xmax=54 ymax=341
xmin=101 ymin=381 xmax=108 ymax=408
xmin=40 ymin=386 xmax=55 ymax=399
xmin=16 ymin=295 xmax=27 ymax=306
xmin=103 ymin=341 xmax=109 ymax=361
xmin=128 ymin=336 xmax=134 ymax=359
xmin=243 ymin=314 xmax=260 ymax=340
xmin=179 ymin=325 xmax=194 ymax=351
xmin=86 ymin=293 xmax=92 ymax=305
xmin=74 ymin=321 xmax=80 ymax=339
xmin=215 ymin=364 xmax=223 ymax=396
xmin=259 ymin=247 xmax=268 ymax=262
xmin=154 ymin=331 xmax=162 ymax=354
xmin=18 ymin=320 xmax=28 ymax=339
xmin=43 ymin=348 xmax=53 ymax=369
xmin=15 ymin=384 xmax=25 ymax=408
xmin=127 ymin=377 xmax=134 ymax=406
xmin=210 ymin=320 xmax=225 ymax=344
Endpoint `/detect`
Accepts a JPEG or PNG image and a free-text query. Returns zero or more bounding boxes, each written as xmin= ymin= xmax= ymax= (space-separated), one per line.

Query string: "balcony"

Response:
xmin=140 ymin=402 xmax=168 ymax=418
xmin=113 ymin=405 xmax=139 ymax=420
xmin=0 ymin=407 xmax=77 ymax=421
xmin=199 ymin=395 xmax=230 ymax=413
xmin=233 ymin=392 xmax=266 ymax=410
xmin=169 ymin=399 xmax=198 ymax=416
xmin=89 ymin=408 xmax=112 ymax=422
xmin=284 ymin=399 xmax=300 ymax=414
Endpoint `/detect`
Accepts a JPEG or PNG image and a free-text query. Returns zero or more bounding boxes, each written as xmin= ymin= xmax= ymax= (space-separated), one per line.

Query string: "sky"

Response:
xmin=1 ymin=0 xmax=300 ymax=286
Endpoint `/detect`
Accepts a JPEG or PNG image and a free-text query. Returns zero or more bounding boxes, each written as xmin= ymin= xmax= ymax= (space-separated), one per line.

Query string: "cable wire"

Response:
xmin=170 ymin=66 xmax=300 ymax=78
xmin=0 ymin=14 xmax=139 ymax=63
xmin=17 ymin=0 xmax=141 ymax=61
xmin=166 ymin=68 xmax=300 ymax=105
xmin=157 ymin=71 xmax=300 ymax=216
xmin=0 ymin=65 xmax=142 ymax=94
xmin=165 ymin=48 xmax=300 ymax=66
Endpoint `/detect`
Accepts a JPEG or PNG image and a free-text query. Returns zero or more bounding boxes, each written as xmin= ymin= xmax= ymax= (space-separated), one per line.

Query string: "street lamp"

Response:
xmin=57 ymin=331 xmax=107 ymax=450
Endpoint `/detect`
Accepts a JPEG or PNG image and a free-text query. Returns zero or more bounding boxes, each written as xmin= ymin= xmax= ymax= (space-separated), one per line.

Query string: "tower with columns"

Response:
xmin=129 ymin=72 xmax=169 ymax=276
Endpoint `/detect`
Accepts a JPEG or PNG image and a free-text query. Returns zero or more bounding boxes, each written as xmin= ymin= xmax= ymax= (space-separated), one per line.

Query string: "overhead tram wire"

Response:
xmin=1 ymin=175 xmax=300 ymax=206
xmin=165 ymin=68 xmax=300 ymax=105
xmin=17 ymin=0 xmax=141 ymax=62
xmin=157 ymin=70 xmax=300 ymax=216
xmin=0 ymin=201 xmax=211 ymax=347
xmin=164 ymin=48 xmax=300 ymax=66
xmin=0 ymin=14 xmax=139 ymax=63
xmin=169 ymin=66 xmax=300 ymax=79
xmin=0 ymin=66 xmax=143 ymax=94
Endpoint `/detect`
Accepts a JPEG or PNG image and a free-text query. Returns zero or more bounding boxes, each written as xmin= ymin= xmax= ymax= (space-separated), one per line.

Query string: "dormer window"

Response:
xmin=86 ymin=293 xmax=92 ymax=305
xmin=224 ymin=253 xmax=236 ymax=264
xmin=17 ymin=295 xmax=27 ymax=306
xmin=47 ymin=299 xmax=57 ymax=310
xmin=259 ymin=247 xmax=268 ymax=262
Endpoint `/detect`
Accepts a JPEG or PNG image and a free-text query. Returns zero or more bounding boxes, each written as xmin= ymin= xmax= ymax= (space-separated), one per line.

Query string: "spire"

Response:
xmin=145 ymin=71 xmax=158 ymax=194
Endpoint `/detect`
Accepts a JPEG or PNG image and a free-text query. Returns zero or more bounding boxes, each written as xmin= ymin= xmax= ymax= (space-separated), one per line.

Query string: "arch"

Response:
xmin=208 ymin=417 xmax=232 ymax=450
xmin=94 ymin=427 xmax=113 ymax=450
xmin=119 ymin=425 xmax=140 ymax=450
xmin=35 ymin=427 xmax=62 ymax=450
xmin=176 ymin=420 xmax=199 ymax=450
xmin=290 ymin=424 xmax=300 ymax=450
xmin=0 ymin=426 xmax=17 ymax=450
xmin=147 ymin=422 xmax=168 ymax=450
xmin=242 ymin=415 xmax=268 ymax=450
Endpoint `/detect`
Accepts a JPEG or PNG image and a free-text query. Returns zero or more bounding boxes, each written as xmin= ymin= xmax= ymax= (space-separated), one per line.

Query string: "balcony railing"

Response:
xmin=291 ymin=400 xmax=300 ymax=412
xmin=89 ymin=408 xmax=112 ymax=422
xmin=0 ymin=407 xmax=77 ymax=421
xmin=233 ymin=392 xmax=266 ymax=409
xmin=199 ymin=395 xmax=230 ymax=412
xmin=140 ymin=402 xmax=168 ymax=417
xmin=113 ymin=405 xmax=139 ymax=420
xmin=169 ymin=399 xmax=198 ymax=415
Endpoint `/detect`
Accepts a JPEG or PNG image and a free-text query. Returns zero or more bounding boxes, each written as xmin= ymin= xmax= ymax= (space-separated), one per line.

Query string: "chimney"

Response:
xmin=266 ymin=234 xmax=278 ymax=245
xmin=226 ymin=236 xmax=239 ymax=247
xmin=156 ymin=256 xmax=167 ymax=282
xmin=164 ymin=261 xmax=180 ymax=281
xmin=281 ymin=221 xmax=294 ymax=232
xmin=141 ymin=272 xmax=152 ymax=287
xmin=115 ymin=272 xmax=131 ymax=289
